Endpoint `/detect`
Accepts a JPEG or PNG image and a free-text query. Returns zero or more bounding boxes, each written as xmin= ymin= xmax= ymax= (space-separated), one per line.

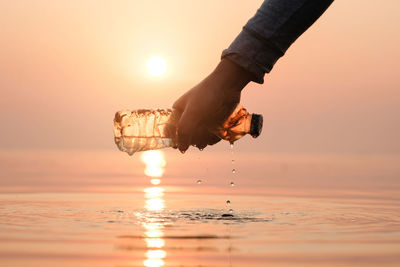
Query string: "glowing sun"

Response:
xmin=146 ymin=56 xmax=167 ymax=77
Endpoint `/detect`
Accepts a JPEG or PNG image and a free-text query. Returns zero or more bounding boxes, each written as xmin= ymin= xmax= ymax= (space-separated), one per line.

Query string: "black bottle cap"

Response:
xmin=250 ymin=114 xmax=263 ymax=138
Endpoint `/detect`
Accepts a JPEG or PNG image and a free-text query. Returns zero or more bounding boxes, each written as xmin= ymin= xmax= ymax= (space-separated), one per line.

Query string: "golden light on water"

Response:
xmin=141 ymin=151 xmax=166 ymax=178
xmin=151 ymin=179 xmax=161 ymax=185
xmin=146 ymin=250 xmax=167 ymax=259
xmin=145 ymin=238 xmax=165 ymax=248
xmin=142 ymin=151 xmax=166 ymax=211
xmin=146 ymin=56 xmax=167 ymax=77
xmin=145 ymin=167 xmax=164 ymax=178
xmin=144 ymin=186 xmax=165 ymax=211
xmin=144 ymin=223 xmax=163 ymax=231
xmin=144 ymin=250 xmax=167 ymax=267
xmin=141 ymin=202 xmax=166 ymax=266
xmin=145 ymin=197 xmax=165 ymax=211
xmin=145 ymin=229 xmax=164 ymax=238
xmin=143 ymin=258 xmax=165 ymax=267
xmin=144 ymin=186 xmax=164 ymax=197
xmin=140 ymin=150 xmax=167 ymax=266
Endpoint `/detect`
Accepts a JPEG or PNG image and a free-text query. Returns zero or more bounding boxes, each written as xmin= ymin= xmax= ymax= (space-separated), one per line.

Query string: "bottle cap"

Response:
xmin=250 ymin=114 xmax=263 ymax=138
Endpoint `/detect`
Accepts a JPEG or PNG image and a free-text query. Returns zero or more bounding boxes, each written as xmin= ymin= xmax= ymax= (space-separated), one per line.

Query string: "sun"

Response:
xmin=146 ymin=56 xmax=167 ymax=77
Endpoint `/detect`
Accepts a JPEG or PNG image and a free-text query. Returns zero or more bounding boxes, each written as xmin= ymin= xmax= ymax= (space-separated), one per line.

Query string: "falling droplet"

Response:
xmin=226 ymin=200 xmax=231 ymax=205
xmin=232 ymin=168 xmax=236 ymax=174
xmin=196 ymin=179 xmax=202 ymax=184
xmin=230 ymin=143 xmax=234 ymax=149
xmin=231 ymin=159 xmax=235 ymax=164
xmin=230 ymin=182 xmax=235 ymax=187
xmin=229 ymin=209 xmax=234 ymax=213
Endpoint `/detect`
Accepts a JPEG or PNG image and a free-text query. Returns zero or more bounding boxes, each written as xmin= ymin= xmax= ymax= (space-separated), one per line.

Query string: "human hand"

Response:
xmin=172 ymin=59 xmax=252 ymax=153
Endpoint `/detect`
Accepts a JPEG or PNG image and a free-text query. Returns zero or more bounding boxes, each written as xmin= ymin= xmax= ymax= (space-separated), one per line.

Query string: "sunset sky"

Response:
xmin=1 ymin=4 xmax=400 ymax=267
xmin=1 ymin=0 xmax=399 ymax=154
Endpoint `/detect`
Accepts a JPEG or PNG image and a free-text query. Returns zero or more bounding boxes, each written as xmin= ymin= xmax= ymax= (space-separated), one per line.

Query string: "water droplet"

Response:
xmin=226 ymin=200 xmax=231 ymax=205
xmin=199 ymin=148 xmax=203 ymax=151
xmin=196 ymin=179 xmax=202 ymax=184
xmin=230 ymin=182 xmax=235 ymax=187
xmin=230 ymin=143 xmax=234 ymax=149
xmin=229 ymin=209 xmax=234 ymax=213
xmin=232 ymin=168 xmax=236 ymax=174
xmin=231 ymin=159 xmax=235 ymax=164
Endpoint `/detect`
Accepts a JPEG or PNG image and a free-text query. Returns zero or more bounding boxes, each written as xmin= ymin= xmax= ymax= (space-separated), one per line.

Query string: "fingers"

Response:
xmin=176 ymin=109 xmax=197 ymax=153
xmin=207 ymin=134 xmax=221 ymax=146
xmin=191 ymin=126 xmax=210 ymax=150
xmin=173 ymin=91 xmax=192 ymax=152
xmin=176 ymin=112 xmax=221 ymax=153
xmin=192 ymin=128 xmax=221 ymax=149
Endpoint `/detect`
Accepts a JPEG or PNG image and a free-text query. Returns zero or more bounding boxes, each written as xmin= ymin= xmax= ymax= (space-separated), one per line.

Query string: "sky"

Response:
xmin=0 ymin=0 xmax=399 ymax=154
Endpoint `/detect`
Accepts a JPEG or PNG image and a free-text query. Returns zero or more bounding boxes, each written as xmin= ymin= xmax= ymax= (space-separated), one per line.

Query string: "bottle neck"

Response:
xmin=244 ymin=114 xmax=252 ymax=134
xmin=216 ymin=105 xmax=253 ymax=143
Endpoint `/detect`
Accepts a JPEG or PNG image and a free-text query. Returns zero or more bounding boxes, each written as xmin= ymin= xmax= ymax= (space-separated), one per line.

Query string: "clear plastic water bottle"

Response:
xmin=113 ymin=105 xmax=262 ymax=155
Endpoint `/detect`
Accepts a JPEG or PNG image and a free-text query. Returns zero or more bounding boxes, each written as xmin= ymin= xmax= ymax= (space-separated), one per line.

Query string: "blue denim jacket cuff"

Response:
xmin=221 ymin=28 xmax=283 ymax=84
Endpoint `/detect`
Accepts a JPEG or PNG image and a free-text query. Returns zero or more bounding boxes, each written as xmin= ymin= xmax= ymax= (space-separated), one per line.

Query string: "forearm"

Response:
xmin=222 ymin=0 xmax=334 ymax=83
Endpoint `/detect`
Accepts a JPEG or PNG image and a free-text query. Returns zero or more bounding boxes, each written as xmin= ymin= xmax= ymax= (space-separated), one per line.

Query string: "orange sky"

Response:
xmin=0 ymin=0 xmax=399 ymax=153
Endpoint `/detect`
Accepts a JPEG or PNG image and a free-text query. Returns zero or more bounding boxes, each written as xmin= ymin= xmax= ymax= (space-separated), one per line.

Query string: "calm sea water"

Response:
xmin=0 ymin=150 xmax=399 ymax=266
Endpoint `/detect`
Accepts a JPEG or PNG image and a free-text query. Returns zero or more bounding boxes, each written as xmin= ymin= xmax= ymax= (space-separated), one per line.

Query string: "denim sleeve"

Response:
xmin=222 ymin=0 xmax=334 ymax=83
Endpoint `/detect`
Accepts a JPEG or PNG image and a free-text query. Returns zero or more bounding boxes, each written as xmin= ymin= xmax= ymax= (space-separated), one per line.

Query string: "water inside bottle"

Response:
xmin=113 ymin=109 xmax=178 ymax=155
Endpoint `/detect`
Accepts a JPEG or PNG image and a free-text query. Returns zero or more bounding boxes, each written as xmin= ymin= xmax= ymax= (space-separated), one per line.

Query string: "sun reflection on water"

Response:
xmin=141 ymin=150 xmax=166 ymax=178
xmin=145 ymin=238 xmax=165 ymax=248
xmin=140 ymin=151 xmax=167 ymax=267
